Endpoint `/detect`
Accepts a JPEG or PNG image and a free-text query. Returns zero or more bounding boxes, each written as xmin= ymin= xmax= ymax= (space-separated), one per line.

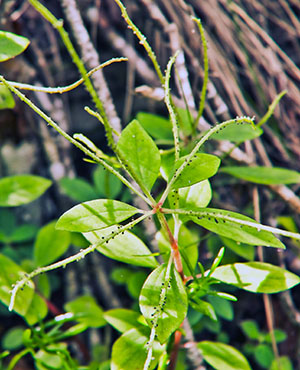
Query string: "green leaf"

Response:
xmin=84 ymin=226 xmax=158 ymax=268
xmin=211 ymin=123 xmax=263 ymax=142
xmin=265 ymin=329 xmax=287 ymax=344
xmin=24 ymin=293 xmax=48 ymax=326
xmin=190 ymin=299 xmax=217 ymax=321
xmin=64 ymin=295 xmax=106 ymax=328
xmin=0 ymin=254 xmax=34 ymax=316
xmin=178 ymin=179 xmax=212 ymax=209
xmin=0 ymin=85 xmax=15 ymax=109
xmin=189 ymin=208 xmax=285 ymax=248
xmin=207 ymin=296 xmax=234 ymax=321
xmin=172 ymin=154 xmax=220 ymax=189
xmin=220 ymin=236 xmax=255 ymax=261
xmin=34 ymin=343 xmax=67 ymax=370
xmin=0 ymin=175 xmax=52 ymax=207
xmin=139 ymin=263 xmax=188 ymax=344
xmin=197 ymin=341 xmax=252 ymax=370
xmin=211 ymin=262 xmax=300 ymax=293
xmin=270 ymin=356 xmax=293 ymax=370
xmin=2 ymin=327 xmax=24 ymax=350
xmin=137 ymin=112 xmax=173 ymax=140
xmin=104 ymin=309 xmax=142 ymax=333
xmin=127 ymin=271 xmax=148 ymax=299
xmin=59 ymin=177 xmax=98 ymax=202
xmin=34 ymin=220 xmax=71 ymax=267
xmin=93 ymin=166 xmax=122 ymax=198
xmin=10 ymin=224 xmax=38 ymax=243
xmin=111 ymin=327 xmax=164 ymax=370
xmin=241 ymin=320 xmax=260 ymax=340
xmin=56 ymin=199 xmax=139 ymax=232
xmin=0 ymin=30 xmax=30 ymax=61
xmin=0 ymin=209 xmax=16 ymax=236
xmin=117 ymin=119 xmax=161 ymax=191
xmin=221 ymin=166 xmax=300 ymax=185
xmin=254 ymin=344 xmax=273 ymax=368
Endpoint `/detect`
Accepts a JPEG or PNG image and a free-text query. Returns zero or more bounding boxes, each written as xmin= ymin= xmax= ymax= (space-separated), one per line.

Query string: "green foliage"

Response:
xmin=34 ymin=221 xmax=71 ymax=267
xmin=197 ymin=341 xmax=252 ymax=370
xmin=0 ymin=30 xmax=30 ymax=61
xmin=0 ymin=8 xmax=299 ymax=370
xmin=116 ymin=119 xmax=161 ymax=193
xmin=0 ymin=175 xmax=52 ymax=207
xmin=56 ymin=199 xmax=139 ymax=232
xmin=211 ymin=262 xmax=300 ymax=293
xmin=0 ymin=85 xmax=15 ymax=109
xmin=221 ymin=166 xmax=300 ymax=185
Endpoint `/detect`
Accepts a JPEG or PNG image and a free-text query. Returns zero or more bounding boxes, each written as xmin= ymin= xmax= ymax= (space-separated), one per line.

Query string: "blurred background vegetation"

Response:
xmin=0 ymin=0 xmax=300 ymax=368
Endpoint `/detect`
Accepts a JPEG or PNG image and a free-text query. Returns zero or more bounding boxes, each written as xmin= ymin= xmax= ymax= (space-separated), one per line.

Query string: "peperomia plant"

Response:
xmin=1 ymin=1 xmax=300 ymax=369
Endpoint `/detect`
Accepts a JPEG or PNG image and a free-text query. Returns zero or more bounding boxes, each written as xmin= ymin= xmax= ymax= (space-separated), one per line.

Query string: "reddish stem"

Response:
xmin=168 ymin=330 xmax=182 ymax=370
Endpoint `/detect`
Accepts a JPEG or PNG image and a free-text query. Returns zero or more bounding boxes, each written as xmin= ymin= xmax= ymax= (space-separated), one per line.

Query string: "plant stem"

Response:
xmin=114 ymin=0 xmax=165 ymax=85
xmin=192 ymin=17 xmax=209 ymax=132
xmin=159 ymin=116 xmax=255 ymax=205
xmin=9 ymin=212 xmax=152 ymax=311
xmin=28 ymin=0 xmax=116 ymax=149
xmin=162 ymin=207 xmax=300 ymax=240
xmin=0 ymin=76 xmax=152 ymax=206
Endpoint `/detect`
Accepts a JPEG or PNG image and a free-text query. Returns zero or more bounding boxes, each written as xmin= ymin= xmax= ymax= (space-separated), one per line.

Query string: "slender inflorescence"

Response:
xmin=162 ymin=207 xmax=300 ymax=241
xmin=192 ymin=17 xmax=209 ymax=131
xmin=9 ymin=212 xmax=152 ymax=311
xmin=0 ymin=76 xmax=152 ymax=206
xmin=159 ymin=116 xmax=256 ymax=205
xmin=144 ymin=256 xmax=173 ymax=370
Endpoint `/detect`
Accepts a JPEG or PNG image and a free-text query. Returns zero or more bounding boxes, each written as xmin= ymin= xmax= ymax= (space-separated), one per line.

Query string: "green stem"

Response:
xmin=192 ymin=17 xmax=209 ymax=132
xmin=159 ymin=116 xmax=255 ymax=204
xmin=28 ymin=0 xmax=116 ymax=149
xmin=7 ymin=348 xmax=34 ymax=370
xmin=9 ymin=212 xmax=152 ymax=311
xmin=0 ymin=58 xmax=127 ymax=94
xmin=165 ymin=52 xmax=180 ymax=161
xmin=114 ymin=0 xmax=164 ymax=85
xmin=257 ymin=90 xmax=287 ymax=128
xmin=144 ymin=255 xmax=173 ymax=370
xmin=0 ymin=76 xmax=151 ymax=206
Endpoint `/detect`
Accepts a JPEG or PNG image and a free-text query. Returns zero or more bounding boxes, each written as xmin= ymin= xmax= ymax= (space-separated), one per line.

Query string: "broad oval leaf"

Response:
xmin=0 ymin=85 xmax=15 ymax=109
xmin=172 ymin=154 xmax=220 ymax=189
xmin=0 ymin=175 xmax=52 ymax=207
xmin=178 ymin=180 xmax=212 ymax=209
xmin=56 ymin=199 xmax=139 ymax=232
xmin=111 ymin=327 xmax=164 ymax=370
xmin=211 ymin=123 xmax=263 ymax=142
xmin=0 ymin=254 xmax=34 ymax=317
xmin=197 ymin=341 xmax=251 ymax=370
xmin=59 ymin=177 xmax=98 ymax=202
xmin=139 ymin=263 xmax=188 ymax=344
xmin=104 ymin=308 xmax=142 ymax=333
xmin=211 ymin=262 xmax=300 ymax=293
xmin=137 ymin=112 xmax=173 ymax=140
xmin=84 ymin=226 xmax=158 ymax=268
xmin=34 ymin=220 xmax=71 ymax=267
xmin=221 ymin=166 xmax=300 ymax=185
xmin=64 ymin=295 xmax=106 ymax=328
xmin=117 ymin=119 xmax=161 ymax=191
xmin=0 ymin=30 xmax=30 ymax=61
xmin=189 ymin=208 xmax=285 ymax=248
